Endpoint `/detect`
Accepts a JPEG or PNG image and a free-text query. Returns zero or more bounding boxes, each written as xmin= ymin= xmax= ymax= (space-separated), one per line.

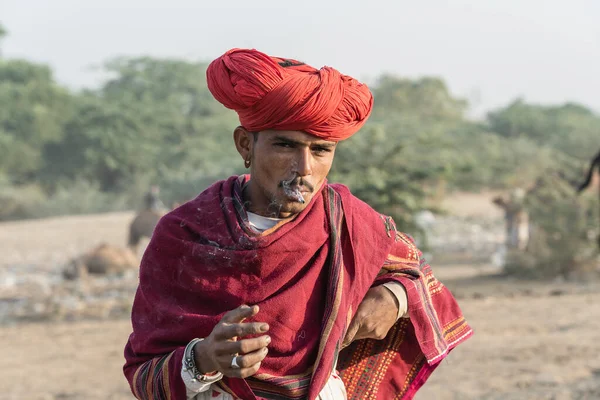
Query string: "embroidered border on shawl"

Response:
xmin=384 ymin=254 xmax=419 ymax=265
xmin=309 ymin=186 xmax=346 ymax=391
xmin=132 ymin=352 xmax=173 ymax=400
xmin=247 ymin=370 xmax=313 ymax=399
xmin=341 ymin=319 xmax=410 ymax=399
xmin=407 ymin=277 xmax=446 ymax=357
xmin=394 ymin=354 xmax=426 ymax=400
xmin=395 ymin=232 xmax=419 ymax=261
xmin=442 ymin=316 xmax=470 ymax=343
xmin=379 ymin=245 xmax=471 ymax=369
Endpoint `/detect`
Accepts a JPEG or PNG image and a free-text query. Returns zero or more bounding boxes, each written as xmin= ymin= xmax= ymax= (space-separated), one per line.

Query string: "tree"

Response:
xmin=42 ymin=57 xmax=241 ymax=196
xmin=487 ymin=99 xmax=600 ymax=160
xmin=371 ymin=75 xmax=467 ymax=121
xmin=0 ymin=23 xmax=7 ymax=57
xmin=98 ymin=57 xmax=240 ymax=189
xmin=42 ymin=95 xmax=155 ymax=191
xmin=504 ymin=169 xmax=598 ymax=279
xmin=330 ymin=123 xmax=441 ymax=241
xmin=0 ymin=59 xmax=73 ymax=183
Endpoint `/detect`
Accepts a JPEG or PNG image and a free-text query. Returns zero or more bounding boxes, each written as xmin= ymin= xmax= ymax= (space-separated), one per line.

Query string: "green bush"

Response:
xmin=504 ymin=176 xmax=598 ymax=279
xmin=0 ymin=179 xmax=46 ymax=221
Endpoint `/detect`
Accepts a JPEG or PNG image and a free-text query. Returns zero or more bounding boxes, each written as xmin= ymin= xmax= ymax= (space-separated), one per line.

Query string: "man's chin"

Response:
xmin=271 ymin=197 xmax=310 ymax=217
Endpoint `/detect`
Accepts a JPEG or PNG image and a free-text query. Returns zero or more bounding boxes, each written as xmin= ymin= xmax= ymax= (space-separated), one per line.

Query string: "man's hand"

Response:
xmin=194 ymin=305 xmax=271 ymax=378
xmin=342 ymin=285 xmax=400 ymax=348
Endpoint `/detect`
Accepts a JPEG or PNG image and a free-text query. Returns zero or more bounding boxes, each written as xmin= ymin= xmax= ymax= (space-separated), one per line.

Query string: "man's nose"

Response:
xmin=294 ymin=148 xmax=313 ymax=177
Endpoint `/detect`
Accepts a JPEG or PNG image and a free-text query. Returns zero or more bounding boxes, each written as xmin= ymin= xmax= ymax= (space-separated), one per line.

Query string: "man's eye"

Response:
xmin=313 ymin=147 xmax=331 ymax=154
xmin=275 ymin=143 xmax=292 ymax=148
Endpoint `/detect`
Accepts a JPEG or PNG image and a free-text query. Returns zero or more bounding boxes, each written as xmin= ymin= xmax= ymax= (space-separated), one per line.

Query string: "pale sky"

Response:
xmin=1 ymin=0 xmax=599 ymax=117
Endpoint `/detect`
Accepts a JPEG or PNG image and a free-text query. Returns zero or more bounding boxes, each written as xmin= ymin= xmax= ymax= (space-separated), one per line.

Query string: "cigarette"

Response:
xmin=282 ymin=179 xmax=305 ymax=203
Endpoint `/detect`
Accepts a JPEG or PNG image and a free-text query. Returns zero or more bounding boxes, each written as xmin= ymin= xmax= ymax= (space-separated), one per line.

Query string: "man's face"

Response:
xmin=245 ymin=130 xmax=337 ymax=218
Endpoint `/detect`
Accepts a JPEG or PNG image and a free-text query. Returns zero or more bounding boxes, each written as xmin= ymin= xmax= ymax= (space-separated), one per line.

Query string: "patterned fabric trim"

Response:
xmin=393 ymin=355 xmax=427 ymax=400
xmin=342 ymin=319 xmax=411 ymax=399
xmin=247 ymin=371 xmax=313 ymax=399
xmin=309 ymin=186 xmax=346 ymax=392
xmin=426 ymin=328 xmax=473 ymax=364
xmin=132 ymin=351 xmax=174 ymax=400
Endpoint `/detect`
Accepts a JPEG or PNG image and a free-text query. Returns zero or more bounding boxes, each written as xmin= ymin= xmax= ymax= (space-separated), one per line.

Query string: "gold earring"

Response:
xmin=244 ymin=157 xmax=251 ymax=168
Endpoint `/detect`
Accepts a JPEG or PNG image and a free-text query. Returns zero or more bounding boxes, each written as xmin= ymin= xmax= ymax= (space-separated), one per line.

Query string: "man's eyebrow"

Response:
xmin=271 ymin=136 xmax=336 ymax=148
xmin=313 ymin=142 xmax=336 ymax=148
xmin=271 ymin=136 xmax=303 ymax=145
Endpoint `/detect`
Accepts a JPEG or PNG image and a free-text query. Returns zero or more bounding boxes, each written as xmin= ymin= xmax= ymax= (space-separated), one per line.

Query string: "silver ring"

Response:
xmin=230 ymin=355 xmax=240 ymax=369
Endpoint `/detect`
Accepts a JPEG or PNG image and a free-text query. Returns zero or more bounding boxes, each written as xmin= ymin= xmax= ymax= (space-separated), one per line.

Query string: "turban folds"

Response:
xmin=206 ymin=48 xmax=373 ymax=142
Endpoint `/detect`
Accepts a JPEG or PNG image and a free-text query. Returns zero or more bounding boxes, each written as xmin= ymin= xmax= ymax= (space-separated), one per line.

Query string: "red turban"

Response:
xmin=206 ymin=48 xmax=373 ymax=142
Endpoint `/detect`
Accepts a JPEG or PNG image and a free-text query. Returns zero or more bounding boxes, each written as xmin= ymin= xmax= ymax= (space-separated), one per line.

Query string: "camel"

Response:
xmin=127 ymin=201 xmax=181 ymax=252
xmin=62 ymin=243 xmax=138 ymax=280
xmin=577 ymin=149 xmax=600 ymax=249
xmin=577 ymin=149 xmax=600 ymax=193
xmin=128 ymin=185 xmax=171 ymax=252
xmin=128 ymin=209 xmax=164 ymax=252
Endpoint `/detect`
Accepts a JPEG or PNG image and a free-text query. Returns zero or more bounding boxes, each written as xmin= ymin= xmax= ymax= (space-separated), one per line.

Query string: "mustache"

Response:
xmin=278 ymin=177 xmax=314 ymax=192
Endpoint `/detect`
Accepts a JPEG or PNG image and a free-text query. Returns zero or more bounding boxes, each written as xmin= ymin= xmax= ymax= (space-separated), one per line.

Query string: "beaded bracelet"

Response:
xmin=183 ymin=338 xmax=223 ymax=383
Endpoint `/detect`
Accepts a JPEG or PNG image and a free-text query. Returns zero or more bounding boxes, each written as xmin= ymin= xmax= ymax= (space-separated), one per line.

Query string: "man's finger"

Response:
xmin=223 ymin=361 xmax=263 ymax=379
xmin=218 ymin=335 xmax=271 ymax=355
xmin=236 ymin=347 xmax=268 ymax=369
xmin=221 ymin=304 xmax=259 ymax=324
xmin=216 ymin=322 xmax=269 ymax=340
xmin=218 ymin=347 xmax=268 ymax=371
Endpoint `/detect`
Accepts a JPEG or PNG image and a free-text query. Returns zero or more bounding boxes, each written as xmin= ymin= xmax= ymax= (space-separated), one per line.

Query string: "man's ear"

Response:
xmin=233 ymin=126 xmax=253 ymax=162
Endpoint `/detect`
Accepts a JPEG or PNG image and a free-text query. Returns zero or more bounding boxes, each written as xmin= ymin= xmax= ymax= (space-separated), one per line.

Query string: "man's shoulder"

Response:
xmin=327 ymin=183 xmax=422 ymax=258
xmin=327 ymin=183 xmax=391 ymax=222
xmin=328 ymin=182 xmax=399 ymax=242
xmin=167 ymin=176 xmax=239 ymax=216
xmin=327 ymin=183 xmax=371 ymax=210
xmin=155 ymin=177 xmax=236 ymax=234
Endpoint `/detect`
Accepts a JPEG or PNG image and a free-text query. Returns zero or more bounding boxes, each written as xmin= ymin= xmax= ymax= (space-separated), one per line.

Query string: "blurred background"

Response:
xmin=0 ymin=1 xmax=599 ymax=399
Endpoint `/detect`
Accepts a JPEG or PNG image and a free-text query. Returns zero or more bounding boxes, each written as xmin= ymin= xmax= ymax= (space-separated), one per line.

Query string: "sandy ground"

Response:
xmin=1 ymin=196 xmax=599 ymax=400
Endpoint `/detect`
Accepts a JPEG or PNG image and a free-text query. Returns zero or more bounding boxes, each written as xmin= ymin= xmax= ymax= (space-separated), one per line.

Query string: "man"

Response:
xmin=492 ymin=188 xmax=530 ymax=251
xmin=143 ymin=185 xmax=166 ymax=212
xmin=128 ymin=186 xmax=168 ymax=252
xmin=123 ymin=49 xmax=472 ymax=400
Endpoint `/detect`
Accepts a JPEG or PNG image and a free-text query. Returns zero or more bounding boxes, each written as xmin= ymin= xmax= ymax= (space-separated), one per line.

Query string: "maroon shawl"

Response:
xmin=124 ymin=175 xmax=471 ymax=399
